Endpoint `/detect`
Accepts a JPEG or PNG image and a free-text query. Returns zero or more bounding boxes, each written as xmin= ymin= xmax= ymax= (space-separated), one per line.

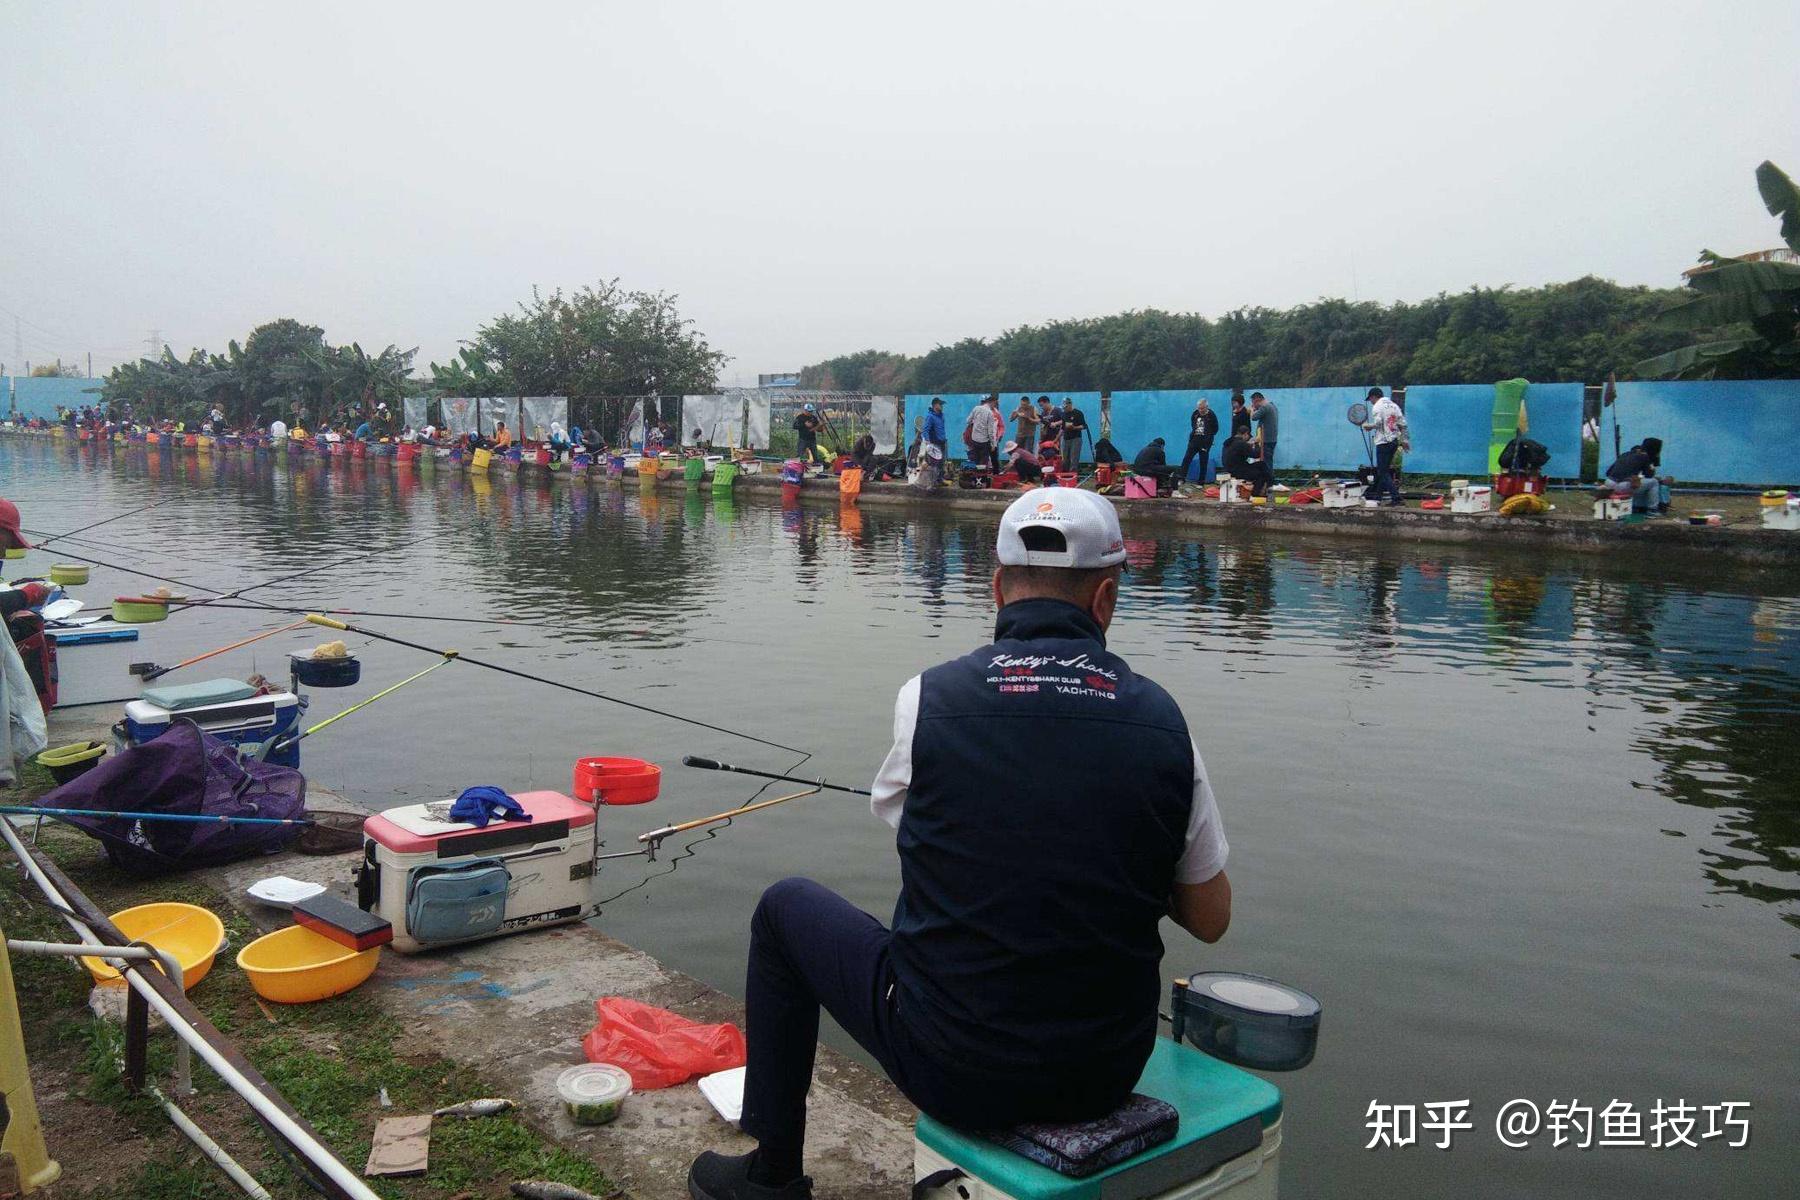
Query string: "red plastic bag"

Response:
xmin=581 ymin=997 xmax=746 ymax=1090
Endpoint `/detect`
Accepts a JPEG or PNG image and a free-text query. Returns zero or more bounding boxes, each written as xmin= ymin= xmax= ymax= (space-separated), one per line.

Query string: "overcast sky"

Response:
xmin=3 ymin=1 xmax=1797 ymax=384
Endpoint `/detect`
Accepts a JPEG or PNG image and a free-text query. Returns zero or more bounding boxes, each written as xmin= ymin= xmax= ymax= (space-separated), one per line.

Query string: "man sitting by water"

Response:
xmin=1131 ymin=436 xmax=1178 ymax=493
xmin=1601 ymin=437 xmax=1668 ymax=514
xmin=1219 ymin=429 xmax=1266 ymax=497
xmin=688 ymin=490 xmax=1232 ymax=1200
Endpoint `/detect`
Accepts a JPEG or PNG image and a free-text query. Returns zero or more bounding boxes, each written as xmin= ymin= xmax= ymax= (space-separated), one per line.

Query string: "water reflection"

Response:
xmin=9 ymin=440 xmax=1798 ymax=939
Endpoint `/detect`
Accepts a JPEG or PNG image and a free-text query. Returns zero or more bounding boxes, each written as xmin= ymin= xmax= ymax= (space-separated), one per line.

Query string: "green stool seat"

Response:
xmin=141 ymin=677 xmax=258 ymax=712
xmin=914 ymin=1037 xmax=1282 ymax=1200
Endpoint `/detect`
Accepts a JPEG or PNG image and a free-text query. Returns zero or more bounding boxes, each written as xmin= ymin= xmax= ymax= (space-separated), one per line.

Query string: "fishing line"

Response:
xmin=305 ymin=614 xmax=805 ymax=755
xmin=592 ymin=748 xmax=815 ymax=907
xmin=170 ymin=599 xmax=769 ymax=647
xmin=23 ymin=499 xmax=168 ymax=551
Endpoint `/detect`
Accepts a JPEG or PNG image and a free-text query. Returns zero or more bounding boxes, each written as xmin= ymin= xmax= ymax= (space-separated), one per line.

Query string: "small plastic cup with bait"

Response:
xmin=557 ymin=1063 xmax=633 ymax=1126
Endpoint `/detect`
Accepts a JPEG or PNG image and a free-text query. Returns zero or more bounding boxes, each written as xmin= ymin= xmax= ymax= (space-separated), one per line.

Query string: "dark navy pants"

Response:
xmin=739 ymin=878 xmax=1137 ymax=1161
xmin=740 ymin=878 xmax=914 ymax=1159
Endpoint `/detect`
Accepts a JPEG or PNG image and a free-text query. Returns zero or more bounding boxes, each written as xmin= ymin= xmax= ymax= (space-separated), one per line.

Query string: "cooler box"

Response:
xmin=915 ymin=1037 xmax=1283 ymax=1200
xmin=46 ymin=626 xmax=140 ymax=708
xmin=113 ymin=690 xmax=302 ymax=768
xmin=1321 ymin=481 xmax=1361 ymax=509
xmin=358 ymin=790 xmax=597 ymax=954
xmin=1493 ymin=472 xmax=1544 ymax=499
xmin=1450 ymin=483 xmax=1492 ymax=514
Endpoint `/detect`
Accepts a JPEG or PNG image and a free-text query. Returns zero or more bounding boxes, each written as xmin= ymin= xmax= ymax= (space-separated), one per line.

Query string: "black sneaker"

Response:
xmin=688 ymin=1150 xmax=814 ymax=1200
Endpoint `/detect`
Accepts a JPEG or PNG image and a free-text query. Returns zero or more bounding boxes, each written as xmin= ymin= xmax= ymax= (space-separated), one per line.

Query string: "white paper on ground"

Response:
xmin=698 ymin=1066 xmax=746 ymax=1124
xmin=246 ymin=876 xmax=328 ymax=909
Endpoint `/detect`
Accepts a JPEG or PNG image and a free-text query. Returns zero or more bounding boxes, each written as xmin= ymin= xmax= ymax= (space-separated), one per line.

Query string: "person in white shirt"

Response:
xmin=269 ymin=417 xmax=288 ymax=441
xmin=1361 ymin=387 xmax=1408 ymax=507
xmin=968 ymin=395 xmax=1002 ymax=469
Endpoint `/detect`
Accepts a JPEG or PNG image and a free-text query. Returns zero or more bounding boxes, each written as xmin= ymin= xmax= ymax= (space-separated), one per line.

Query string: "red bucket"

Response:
xmin=572 ymin=757 xmax=662 ymax=805
xmin=351 ymin=440 xmax=367 ymax=459
xmin=396 ymin=443 xmax=420 ymax=463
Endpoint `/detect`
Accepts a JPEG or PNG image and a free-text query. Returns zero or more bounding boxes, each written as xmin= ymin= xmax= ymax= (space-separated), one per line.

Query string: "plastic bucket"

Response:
xmin=50 ymin=564 xmax=90 ymax=585
xmin=112 ymin=597 xmax=171 ymax=623
xmin=36 ymin=740 xmax=106 ymax=785
xmin=558 ymin=1063 xmax=632 ymax=1126
xmin=289 ymin=652 xmax=362 ymax=688
xmin=470 ymin=447 xmax=492 ymax=472
xmin=572 ymin=756 xmax=662 ymax=805
xmin=684 ymin=457 xmax=707 ymax=482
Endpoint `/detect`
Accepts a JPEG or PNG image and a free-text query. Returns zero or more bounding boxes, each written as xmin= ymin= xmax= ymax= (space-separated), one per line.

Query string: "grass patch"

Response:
xmin=2 ymin=824 xmax=616 ymax=1199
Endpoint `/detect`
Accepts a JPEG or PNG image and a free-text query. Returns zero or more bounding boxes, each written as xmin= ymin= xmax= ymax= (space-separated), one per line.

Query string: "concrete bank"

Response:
xmin=650 ymin=470 xmax=1800 ymax=567
xmin=39 ymin=705 xmax=918 ymax=1200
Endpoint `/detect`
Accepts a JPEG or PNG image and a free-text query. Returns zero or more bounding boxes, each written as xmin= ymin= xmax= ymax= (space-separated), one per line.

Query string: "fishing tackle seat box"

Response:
xmin=44 ymin=624 xmax=139 ymax=708
xmin=113 ymin=683 xmax=304 ymax=768
xmin=914 ymin=1037 xmax=1282 ymax=1200
xmin=358 ymin=790 xmax=597 ymax=954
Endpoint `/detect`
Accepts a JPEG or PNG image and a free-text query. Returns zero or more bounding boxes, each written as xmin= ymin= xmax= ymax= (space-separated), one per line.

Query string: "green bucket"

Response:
xmin=712 ymin=462 xmax=739 ymax=492
xmin=683 ymin=457 xmax=706 ymax=482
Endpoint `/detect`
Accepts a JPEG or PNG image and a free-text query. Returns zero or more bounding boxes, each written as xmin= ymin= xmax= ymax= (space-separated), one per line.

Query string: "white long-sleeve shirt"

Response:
xmin=870 ymin=675 xmax=1229 ymax=884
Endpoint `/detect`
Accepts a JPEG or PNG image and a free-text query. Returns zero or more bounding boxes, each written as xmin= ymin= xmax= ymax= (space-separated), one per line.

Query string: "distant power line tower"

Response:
xmin=144 ymin=329 xmax=163 ymax=359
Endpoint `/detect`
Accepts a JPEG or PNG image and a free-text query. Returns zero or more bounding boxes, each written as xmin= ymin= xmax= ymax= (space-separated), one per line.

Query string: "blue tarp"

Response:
xmin=1400 ymin=382 xmax=1583 ymax=477
xmin=3 ymin=376 xmax=104 ymax=420
xmin=1610 ymin=380 xmax=1800 ymax=486
xmin=1108 ymin=390 xmax=1235 ymax=474
xmin=1234 ymin=387 xmax=1390 ymax=473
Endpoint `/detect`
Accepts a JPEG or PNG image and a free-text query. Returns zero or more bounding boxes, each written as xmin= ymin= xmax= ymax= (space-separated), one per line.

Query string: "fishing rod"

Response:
xmin=23 ymin=500 xmax=168 ymax=551
xmin=0 ymin=805 xmax=312 ymax=828
xmin=304 ymin=614 xmax=803 ymax=754
xmin=263 ymin=654 xmax=458 ymax=755
xmin=174 ymin=525 xmax=465 ymax=615
xmin=130 ymin=619 xmax=311 ymax=681
xmin=636 ymin=785 xmax=821 ymax=857
xmin=682 ymin=754 xmax=870 ymax=796
xmin=174 ymin=600 xmax=768 ymax=647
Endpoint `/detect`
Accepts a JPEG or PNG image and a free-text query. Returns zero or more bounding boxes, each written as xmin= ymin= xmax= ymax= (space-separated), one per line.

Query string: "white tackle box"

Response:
xmin=357 ymin=790 xmax=599 ymax=953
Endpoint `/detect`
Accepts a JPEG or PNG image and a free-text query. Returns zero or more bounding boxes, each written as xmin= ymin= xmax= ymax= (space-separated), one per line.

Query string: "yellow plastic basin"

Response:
xmin=236 ymin=925 xmax=380 ymax=1004
xmin=81 ymin=902 xmax=226 ymax=991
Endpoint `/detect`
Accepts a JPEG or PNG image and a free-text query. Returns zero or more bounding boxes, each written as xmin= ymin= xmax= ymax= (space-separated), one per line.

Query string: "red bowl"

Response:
xmin=572 ymin=757 xmax=661 ymax=805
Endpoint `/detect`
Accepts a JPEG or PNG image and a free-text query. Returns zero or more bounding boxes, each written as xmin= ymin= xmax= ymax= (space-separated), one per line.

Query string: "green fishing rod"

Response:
xmin=304 ymin=613 xmax=804 ymax=755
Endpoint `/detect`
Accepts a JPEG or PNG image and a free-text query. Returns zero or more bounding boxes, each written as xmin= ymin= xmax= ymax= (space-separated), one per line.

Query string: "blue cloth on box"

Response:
xmin=449 ymin=786 xmax=529 ymax=827
xmin=981 ymin=1093 xmax=1179 ymax=1177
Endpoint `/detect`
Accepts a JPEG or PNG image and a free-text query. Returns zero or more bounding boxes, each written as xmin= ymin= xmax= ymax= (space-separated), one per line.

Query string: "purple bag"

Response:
xmin=43 ymin=721 xmax=307 ymax=876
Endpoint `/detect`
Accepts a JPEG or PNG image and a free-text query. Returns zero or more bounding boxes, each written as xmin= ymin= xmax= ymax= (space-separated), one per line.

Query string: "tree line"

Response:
xmin=798 ymin=277 xmax=1734 ymax=396
xmin=98 ymin=280 xmax=725 ymax=429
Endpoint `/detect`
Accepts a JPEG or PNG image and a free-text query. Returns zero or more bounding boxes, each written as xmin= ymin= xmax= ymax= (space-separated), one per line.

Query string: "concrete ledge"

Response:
xmin=645 ymin=470 xmax=1800 ymax=566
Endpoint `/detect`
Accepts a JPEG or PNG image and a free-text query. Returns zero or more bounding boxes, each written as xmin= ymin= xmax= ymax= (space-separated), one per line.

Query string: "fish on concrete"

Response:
xmin=510 ymin=1182 xmax=617 ymax=1200
xmin=431 ymin=1097 xmax=516 ymax=1118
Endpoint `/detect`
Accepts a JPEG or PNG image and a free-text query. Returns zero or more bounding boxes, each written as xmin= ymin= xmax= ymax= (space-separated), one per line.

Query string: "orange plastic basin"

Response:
xmin=236 ymin=925 xmax=380 ymax=1004
xmin=81 ymin=903 xmax=225 ymax=991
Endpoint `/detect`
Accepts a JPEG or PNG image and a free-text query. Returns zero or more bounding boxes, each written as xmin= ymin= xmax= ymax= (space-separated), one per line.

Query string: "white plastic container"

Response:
xmin=1451 ymin=484 xmax=1492 ymax=514
xmin=46 ymin=624 xmax=145 ymax=708
xmin=1593 ymin=497 xmax=1631 ymax=520
xmin=557 ymin=1063 xmax=633 ymax=1126
xmin=1761 ymin=499 xmax=1800 ymax=530
xmin=1215 ymin=473 xmax=1238 ymax=504
xmin=1321 ymin=481 xmax=1361 ymax=509
xmin=359 ymin=791 xmax=599 ymax=953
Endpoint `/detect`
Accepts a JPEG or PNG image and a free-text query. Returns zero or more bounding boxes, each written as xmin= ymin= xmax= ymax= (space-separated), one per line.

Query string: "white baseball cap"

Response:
xmin=996 ymin=489 xmax=1127 ymax=568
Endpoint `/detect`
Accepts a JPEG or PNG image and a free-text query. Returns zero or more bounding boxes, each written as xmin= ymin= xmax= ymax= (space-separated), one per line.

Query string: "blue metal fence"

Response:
xmin=3 ymin=376 xmax=105 ymax=420
xmin=1609 ymin=381 xmax=1800 ymax=486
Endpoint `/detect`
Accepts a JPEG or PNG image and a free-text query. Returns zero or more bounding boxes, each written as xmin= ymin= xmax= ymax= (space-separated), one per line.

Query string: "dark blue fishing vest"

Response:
xmin=891 ymin=597 xmax=1196 ymax=1077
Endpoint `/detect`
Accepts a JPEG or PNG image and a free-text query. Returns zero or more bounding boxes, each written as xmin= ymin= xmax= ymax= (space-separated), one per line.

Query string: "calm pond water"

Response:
xmin=5 ymin=441 xmax=1796 ymax=1198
